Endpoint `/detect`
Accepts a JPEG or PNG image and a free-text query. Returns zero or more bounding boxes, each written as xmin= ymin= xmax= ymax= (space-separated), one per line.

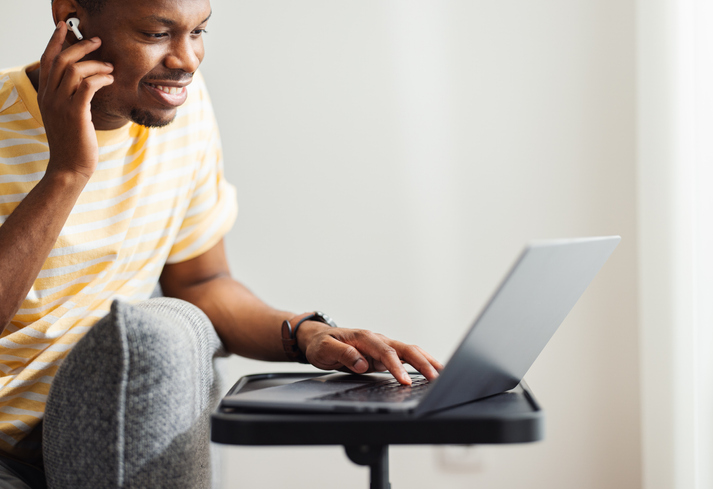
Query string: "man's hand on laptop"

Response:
xmin=296 ymin=322 xmax=443 ymax=385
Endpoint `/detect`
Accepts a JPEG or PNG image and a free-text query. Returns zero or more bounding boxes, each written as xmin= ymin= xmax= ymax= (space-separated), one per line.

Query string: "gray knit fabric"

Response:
xmin=43 ymin=298 xmax=225 ymax=489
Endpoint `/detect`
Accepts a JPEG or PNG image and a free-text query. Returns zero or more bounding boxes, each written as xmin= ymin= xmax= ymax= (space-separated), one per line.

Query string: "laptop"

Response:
xmin=222 ymin=236 xmax=621 ymax=416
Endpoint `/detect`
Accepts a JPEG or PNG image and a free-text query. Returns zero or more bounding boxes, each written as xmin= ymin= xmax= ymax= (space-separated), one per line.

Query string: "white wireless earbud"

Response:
xmin=66 ymin=18 xmax=84 ymax=41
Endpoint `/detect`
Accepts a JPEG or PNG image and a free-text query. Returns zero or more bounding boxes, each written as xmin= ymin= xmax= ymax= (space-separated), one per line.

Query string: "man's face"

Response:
xmin=81 ymin=0 xmax=211 ymax=129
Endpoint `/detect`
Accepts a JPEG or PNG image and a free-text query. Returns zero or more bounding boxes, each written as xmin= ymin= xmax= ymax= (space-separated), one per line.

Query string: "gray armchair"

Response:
xmin=42 ymin=298 xmax=225 ymax=489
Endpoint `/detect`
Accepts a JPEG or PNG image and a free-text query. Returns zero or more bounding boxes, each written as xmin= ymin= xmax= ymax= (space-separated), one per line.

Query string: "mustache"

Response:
xmin=142 ymin=72 xmax=194 ymax=83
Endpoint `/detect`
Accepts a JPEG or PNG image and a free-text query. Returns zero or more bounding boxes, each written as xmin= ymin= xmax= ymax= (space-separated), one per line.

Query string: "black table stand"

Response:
xmin=212 ymin=373 xmax=544 ymax=489
xmin=345 ymin=444 xmax=390 ymax=489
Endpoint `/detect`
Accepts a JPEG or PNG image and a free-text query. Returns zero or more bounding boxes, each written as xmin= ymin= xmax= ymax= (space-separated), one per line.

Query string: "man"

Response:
xmin=0 ymin=0 xmax=442 ymax=485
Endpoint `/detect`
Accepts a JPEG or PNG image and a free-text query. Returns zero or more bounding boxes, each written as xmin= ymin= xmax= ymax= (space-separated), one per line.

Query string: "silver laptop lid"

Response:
xmin=414 ymin=236 xmax=620 ymax=415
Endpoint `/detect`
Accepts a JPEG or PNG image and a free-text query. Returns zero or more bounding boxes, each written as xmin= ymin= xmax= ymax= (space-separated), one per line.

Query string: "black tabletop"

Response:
xmin=211 ymin=373 xmax=544 ymax=447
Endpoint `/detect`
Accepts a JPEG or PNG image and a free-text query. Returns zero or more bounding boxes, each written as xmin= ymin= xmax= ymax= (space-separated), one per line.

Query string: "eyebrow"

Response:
xmin=141 ymin=10 xmax=212 ymax=27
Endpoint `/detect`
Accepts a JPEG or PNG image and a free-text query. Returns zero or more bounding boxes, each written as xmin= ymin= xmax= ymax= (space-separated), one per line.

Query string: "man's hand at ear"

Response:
xmin=37 ymin=21 xmax=114 ymax=180
xmin=0 ymin=22 xmax=114 ymax=332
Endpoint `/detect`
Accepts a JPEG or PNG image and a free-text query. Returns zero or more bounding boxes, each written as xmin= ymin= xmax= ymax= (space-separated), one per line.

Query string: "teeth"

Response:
xmin=149 ymin=84 xmax=184 ymax=95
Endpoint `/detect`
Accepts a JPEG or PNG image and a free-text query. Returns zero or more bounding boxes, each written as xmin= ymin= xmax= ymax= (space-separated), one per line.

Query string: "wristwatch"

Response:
xmin=281 ymin=311 xmax=338 ymax=364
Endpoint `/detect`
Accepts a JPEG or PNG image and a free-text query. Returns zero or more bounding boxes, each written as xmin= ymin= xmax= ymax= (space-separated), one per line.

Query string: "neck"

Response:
xmin=26 ymin=67 xmax=40 ymax=93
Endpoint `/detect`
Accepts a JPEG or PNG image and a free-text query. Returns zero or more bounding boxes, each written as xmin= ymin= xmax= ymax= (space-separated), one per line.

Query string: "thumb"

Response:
xmin=315 ymin=335 xmax=369 ymax=373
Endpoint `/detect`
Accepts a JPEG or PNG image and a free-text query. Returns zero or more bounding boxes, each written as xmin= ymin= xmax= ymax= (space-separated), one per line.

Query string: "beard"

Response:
xmin=89 ymin=84 xmax=179 ymax=130
xmin=129 ymin=107 xmax=177 ymax=128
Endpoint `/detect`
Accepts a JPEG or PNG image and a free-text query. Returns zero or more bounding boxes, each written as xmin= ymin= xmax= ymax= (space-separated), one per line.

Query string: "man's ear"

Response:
xmin=51 ymin=0 xmax=88 ymax=42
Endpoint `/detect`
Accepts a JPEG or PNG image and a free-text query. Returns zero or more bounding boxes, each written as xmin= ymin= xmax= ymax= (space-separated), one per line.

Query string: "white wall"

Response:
xmin=1 ymin=1 xmax=641 ymax=488
xmin=637 ymin=0 xmax=713 ymax=488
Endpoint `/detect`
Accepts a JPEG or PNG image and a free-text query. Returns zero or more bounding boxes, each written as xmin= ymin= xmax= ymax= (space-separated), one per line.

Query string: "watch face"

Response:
xmin=315 ymin=311 xmax=338 ymax=328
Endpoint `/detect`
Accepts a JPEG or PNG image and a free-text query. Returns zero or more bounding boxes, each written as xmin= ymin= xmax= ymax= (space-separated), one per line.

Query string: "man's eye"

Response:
xmin=192 ymin=29 xmax=208 ymax=36
xmin=143 ymin=32 xmax=168 ymax=39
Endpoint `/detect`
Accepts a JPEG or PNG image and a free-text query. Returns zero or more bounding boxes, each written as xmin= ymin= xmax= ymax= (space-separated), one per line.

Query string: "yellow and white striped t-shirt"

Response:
xmin=0 ymin=62 xmax=238 ymax=454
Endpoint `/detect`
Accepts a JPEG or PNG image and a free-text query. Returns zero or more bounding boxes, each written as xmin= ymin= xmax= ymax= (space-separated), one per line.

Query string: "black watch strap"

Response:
xmin=281 ymin=311 xmax=337 ymax=364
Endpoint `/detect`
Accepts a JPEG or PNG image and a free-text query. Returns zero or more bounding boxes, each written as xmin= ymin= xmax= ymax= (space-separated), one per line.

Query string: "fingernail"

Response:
xmin=353 ymin=358 xmax=367 ymax=372
xmin=91 ymin=37 xmax=100 ymax=43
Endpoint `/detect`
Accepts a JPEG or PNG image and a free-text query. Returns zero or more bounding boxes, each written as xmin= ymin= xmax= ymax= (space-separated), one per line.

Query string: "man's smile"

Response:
xmin=142 ymin=81 xmax=190 ymax=107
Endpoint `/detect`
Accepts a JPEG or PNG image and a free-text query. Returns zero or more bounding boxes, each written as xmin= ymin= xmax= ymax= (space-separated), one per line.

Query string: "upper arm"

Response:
xmin=159 ymin=239 xmax=231 ymax=299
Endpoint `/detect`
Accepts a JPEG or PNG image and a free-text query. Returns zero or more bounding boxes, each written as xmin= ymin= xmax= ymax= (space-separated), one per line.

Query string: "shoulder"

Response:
xmin=178 ymin=70 xmax=214 ymax=119
xmin=0 ymin=66 xmax=22 ymax=115
xmin=0 ymin=65 xmax=43 ymax=137
xmin=188 ymin=70 xmax=210 ymax=102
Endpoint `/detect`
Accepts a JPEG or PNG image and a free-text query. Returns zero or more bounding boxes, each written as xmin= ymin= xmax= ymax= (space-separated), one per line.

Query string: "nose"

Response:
xmin=164 ymin=35 xmax=203 ymax=74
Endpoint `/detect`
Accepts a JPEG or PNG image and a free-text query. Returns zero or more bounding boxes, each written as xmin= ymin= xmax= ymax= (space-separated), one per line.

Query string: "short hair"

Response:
xmin=51 ymin=0 xmax=108 ymax=15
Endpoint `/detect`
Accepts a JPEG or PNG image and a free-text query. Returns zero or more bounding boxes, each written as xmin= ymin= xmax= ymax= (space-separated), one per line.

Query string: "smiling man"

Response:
xmin=0 ymin=0 xmax=442 ymax=487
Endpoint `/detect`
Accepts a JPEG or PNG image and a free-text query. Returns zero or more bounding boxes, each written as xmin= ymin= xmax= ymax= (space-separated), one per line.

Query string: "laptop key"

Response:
xmin=313 ymin=377 xmax=431 ymax=403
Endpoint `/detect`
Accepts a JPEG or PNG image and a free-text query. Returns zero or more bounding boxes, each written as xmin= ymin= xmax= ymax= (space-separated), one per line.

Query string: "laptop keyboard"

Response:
xmin=313 ymin=377 xmax=431 ymax=403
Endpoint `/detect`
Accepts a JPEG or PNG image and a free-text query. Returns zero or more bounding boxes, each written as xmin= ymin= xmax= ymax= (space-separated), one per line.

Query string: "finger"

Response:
xmin=39 ymin=22 xmax=68 ymax=92
xmin=392 ymin=342 xmax=440 ymax=381
xmin=345 ymin=331 xmax=412 ymax=384
xmin=46 ymin=37 xmax=103 ymax=93
xmin=57 ymin=60 xmax=114 ymax=99
xmin=413 ymin=345 xmax=445 ymax=372
xmin=334 ymin=336 xmax=371 ymax=373
xmin=307 ymin=335 xmax=369 ymax=373
xmin=372 ymin=360 xmax=387 ymax=372
xmin=73 ymin=73 xmax=115 ymax=109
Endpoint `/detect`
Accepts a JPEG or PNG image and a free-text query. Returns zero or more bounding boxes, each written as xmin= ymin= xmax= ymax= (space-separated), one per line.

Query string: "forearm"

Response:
xmin=0 ymin=23 xmax=115 ymax=332
xmin=161 ymin=275 xmax=297 ymax=361
xmin=158 ymin=242 xmax=442 ymax=382
xmin=0 ymin=170 xmax=88 ymax=331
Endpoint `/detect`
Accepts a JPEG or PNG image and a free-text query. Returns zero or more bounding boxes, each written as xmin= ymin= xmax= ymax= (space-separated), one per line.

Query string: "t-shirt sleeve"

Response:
xmin=166 ymin=84 xmax=238 ymax=264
